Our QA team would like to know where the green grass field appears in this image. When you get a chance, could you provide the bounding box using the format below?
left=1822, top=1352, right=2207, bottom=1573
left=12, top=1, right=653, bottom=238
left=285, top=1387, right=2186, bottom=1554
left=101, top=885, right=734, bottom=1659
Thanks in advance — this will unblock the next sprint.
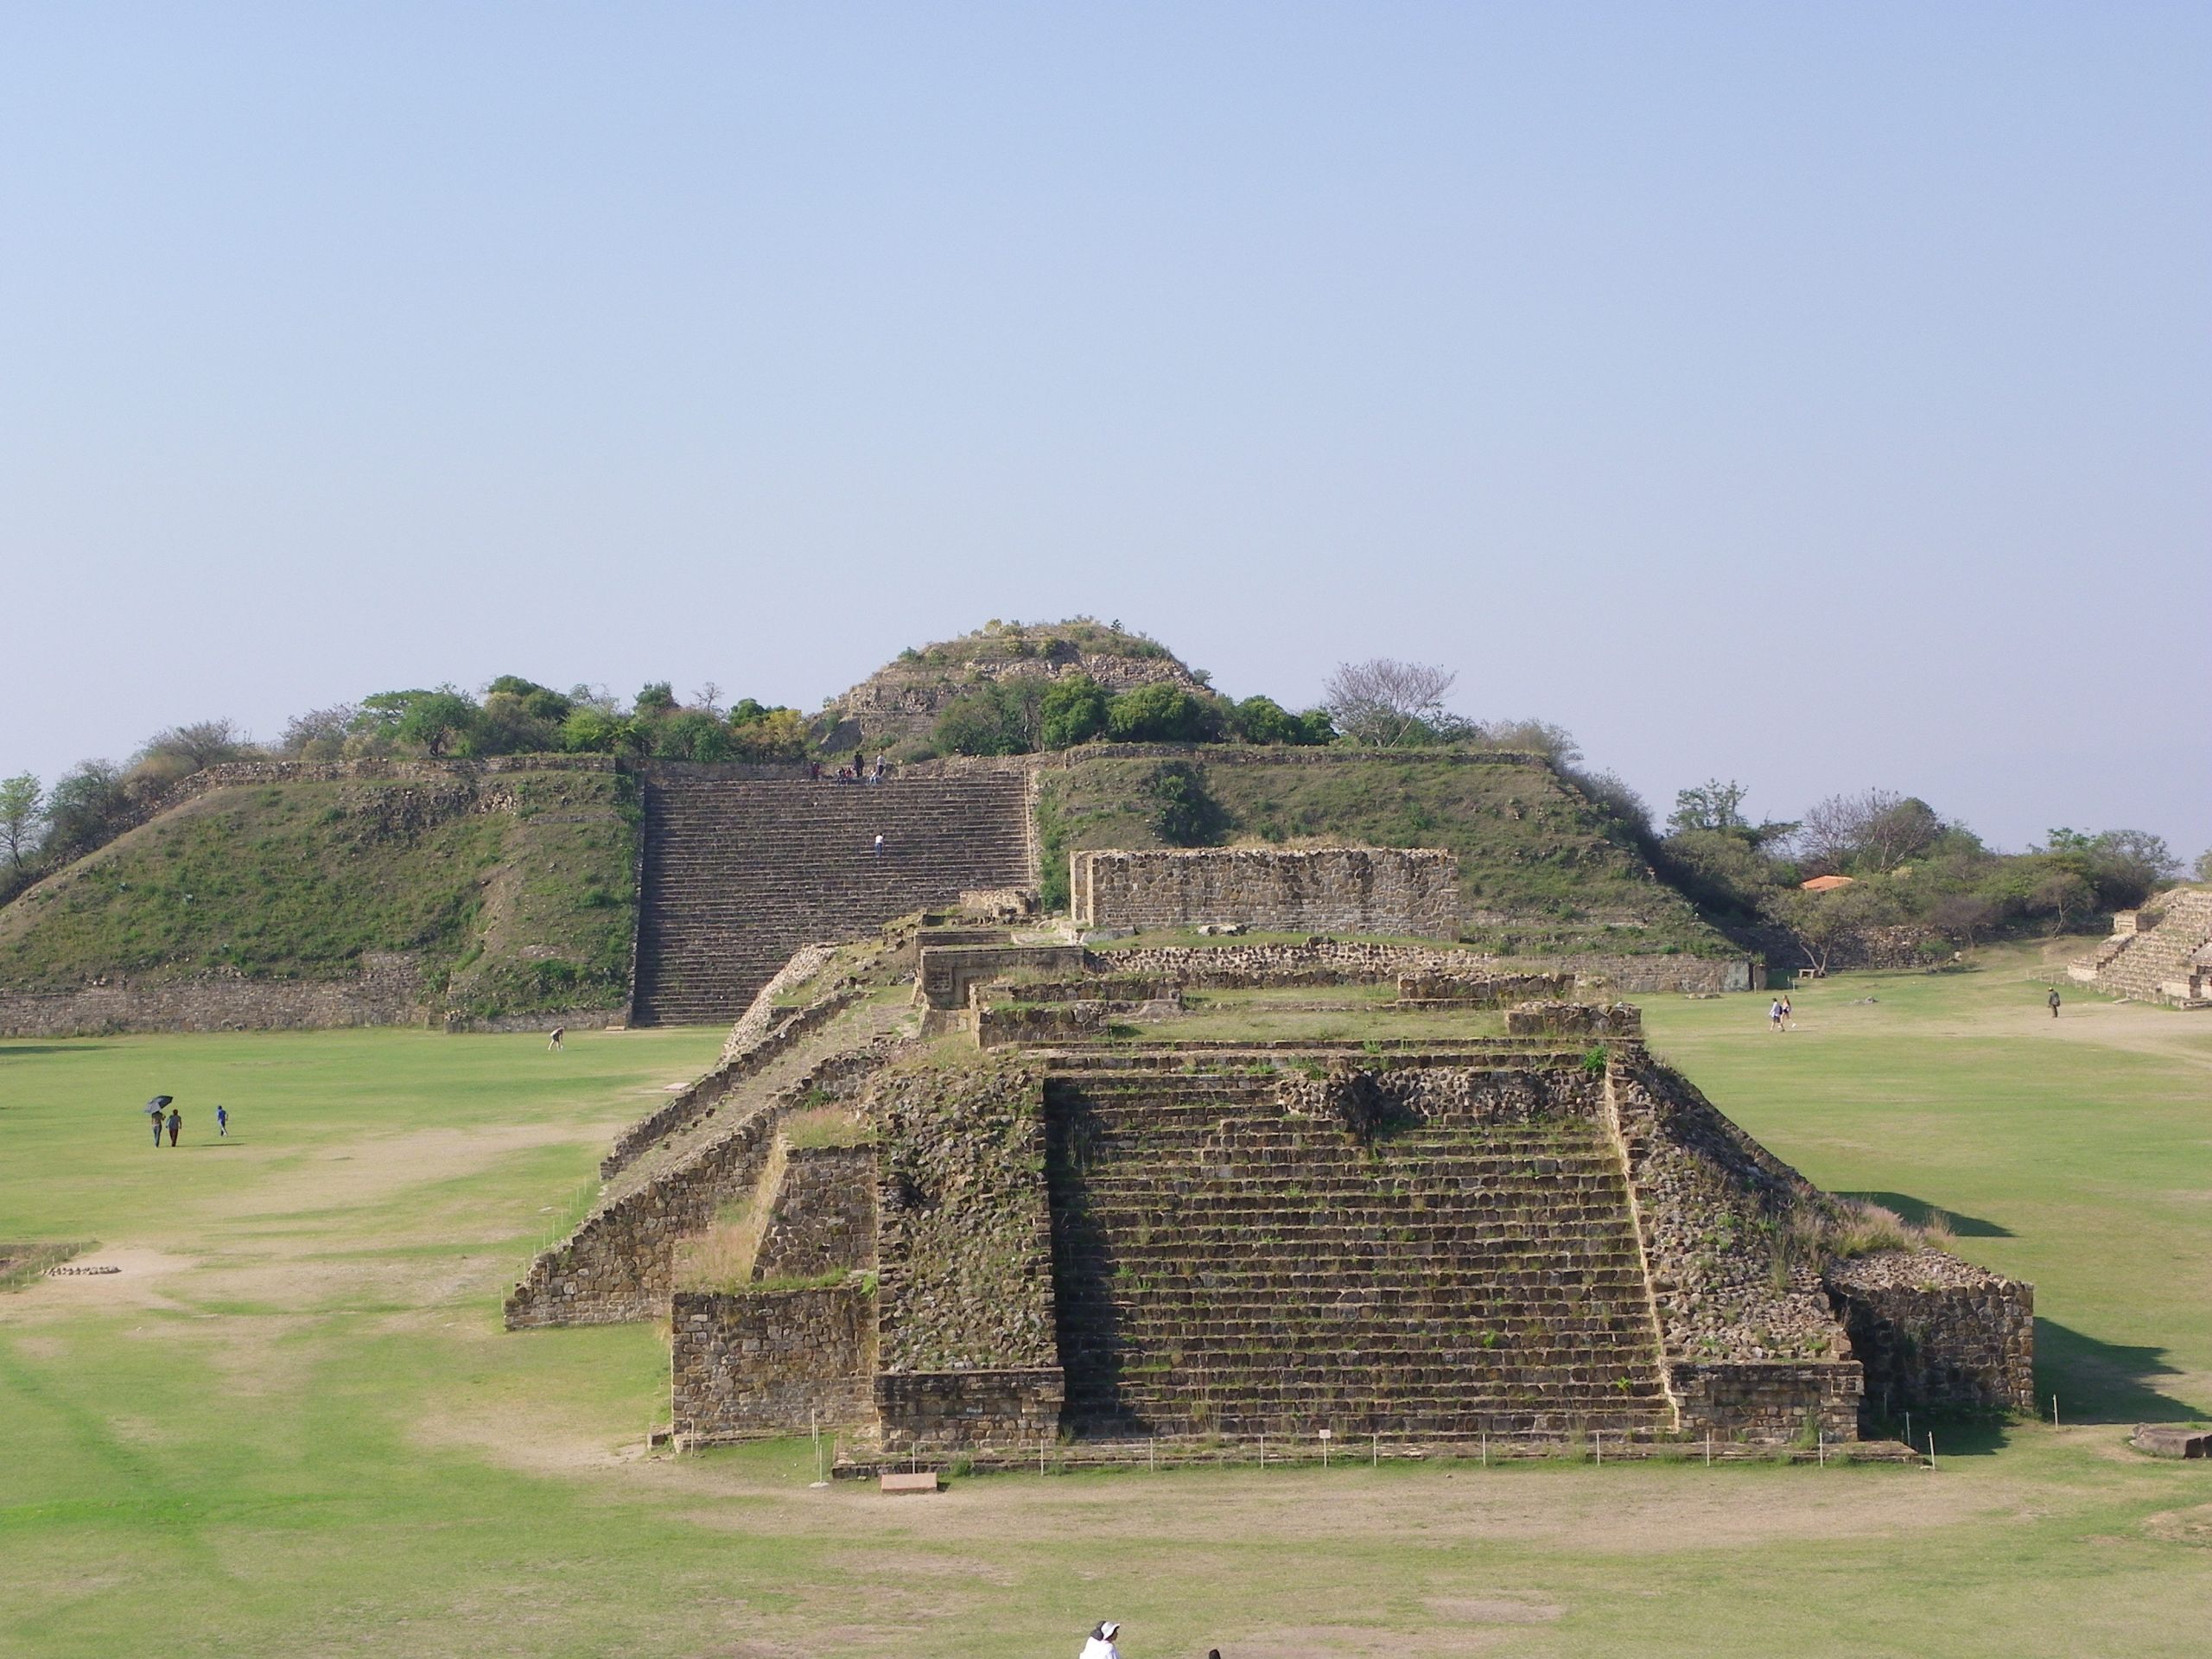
left=3, top=945, right=2210, bottom=1657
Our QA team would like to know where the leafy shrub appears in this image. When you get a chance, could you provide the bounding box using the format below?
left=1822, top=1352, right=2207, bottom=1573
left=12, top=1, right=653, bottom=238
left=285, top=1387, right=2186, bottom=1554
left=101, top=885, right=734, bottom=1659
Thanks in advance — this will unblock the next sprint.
left=1146, top=762, right=1224, bottom=847
left=1106, top=683, right=1212, bottom=743
left=931, top=683, right=1038, bottom=756
left=1039, top=676, right=1109, bottom=748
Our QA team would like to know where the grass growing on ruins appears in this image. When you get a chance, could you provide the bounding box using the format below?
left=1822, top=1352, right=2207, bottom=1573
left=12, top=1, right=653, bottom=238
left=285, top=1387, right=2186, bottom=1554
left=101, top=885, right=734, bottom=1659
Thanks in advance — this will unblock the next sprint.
left=6, top=957, right=2212, bottom=1657
left=0, top=770, right=638, bottom=1014
left=1039, top=753, right=1728, bottom=955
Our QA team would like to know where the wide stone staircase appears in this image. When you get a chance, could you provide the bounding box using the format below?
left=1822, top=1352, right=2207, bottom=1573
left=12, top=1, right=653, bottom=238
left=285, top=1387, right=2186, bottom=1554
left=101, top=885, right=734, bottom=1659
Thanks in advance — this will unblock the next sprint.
left=633, top=775, right=1033, bottom=1026
left=1043, top=1064, right=1675, bottom=1440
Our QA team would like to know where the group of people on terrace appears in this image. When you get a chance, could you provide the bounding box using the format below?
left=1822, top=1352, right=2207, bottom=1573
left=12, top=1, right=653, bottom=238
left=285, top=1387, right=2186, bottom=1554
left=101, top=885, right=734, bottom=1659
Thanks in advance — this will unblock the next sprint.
left=807, top=753, right=892, bottom=785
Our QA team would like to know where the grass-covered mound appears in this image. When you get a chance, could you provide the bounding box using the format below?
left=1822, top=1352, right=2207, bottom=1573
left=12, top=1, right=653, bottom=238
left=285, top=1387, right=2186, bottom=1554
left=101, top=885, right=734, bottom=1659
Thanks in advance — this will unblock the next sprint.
left=1036, top=749, right=1729, bottom=957
left=0, top=768, right=636, bottom=1017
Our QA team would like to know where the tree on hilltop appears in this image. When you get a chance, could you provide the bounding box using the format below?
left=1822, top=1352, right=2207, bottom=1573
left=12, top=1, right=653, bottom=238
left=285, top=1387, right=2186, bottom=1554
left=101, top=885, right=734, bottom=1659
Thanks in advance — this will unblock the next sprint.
left=0, top=773, right=41, bottom=872
left=1323, top=659, right=1458, bottom=747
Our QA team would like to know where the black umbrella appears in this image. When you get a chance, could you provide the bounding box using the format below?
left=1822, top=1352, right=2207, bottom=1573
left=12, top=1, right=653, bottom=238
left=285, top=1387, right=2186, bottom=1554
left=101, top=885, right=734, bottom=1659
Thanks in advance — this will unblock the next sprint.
left=146, top=1095, right=173, bottom=1111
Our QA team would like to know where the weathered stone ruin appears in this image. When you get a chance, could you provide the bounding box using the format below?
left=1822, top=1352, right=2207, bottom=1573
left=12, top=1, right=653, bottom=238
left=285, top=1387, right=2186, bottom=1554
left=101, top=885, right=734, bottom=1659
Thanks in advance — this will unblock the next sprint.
left=1068, top=846, right=1461, bottom=939
left=505, top=918, right=2032, bottom=1466
left=2069, top=887, right=2212, bottom=1008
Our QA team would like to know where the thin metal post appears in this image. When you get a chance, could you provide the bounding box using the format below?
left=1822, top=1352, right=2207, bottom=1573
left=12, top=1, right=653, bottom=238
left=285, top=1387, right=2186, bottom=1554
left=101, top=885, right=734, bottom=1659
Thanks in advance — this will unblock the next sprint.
left=1148, top=1437, right=1155, bottom=1471
left=1372, top=1433, right=1378, bottom=1469
left=1481, top=1433, right=1488, bottom=1467
left=1816, top=1431, right=1824, bottom=1467
left=1927, top=1432, right=1936, bottom=1471
left=1704, top=1432, right=1711, bottom=1466
left=2053, top=1395, right=2060, bottom=1428
left=1595, top=1430, right=1602, bottom=1466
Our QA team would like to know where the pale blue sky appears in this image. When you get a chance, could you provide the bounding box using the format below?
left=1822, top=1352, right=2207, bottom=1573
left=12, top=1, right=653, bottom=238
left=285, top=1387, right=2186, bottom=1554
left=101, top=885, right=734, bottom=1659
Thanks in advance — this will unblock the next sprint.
left=3, top=3, right=2205, bottom=855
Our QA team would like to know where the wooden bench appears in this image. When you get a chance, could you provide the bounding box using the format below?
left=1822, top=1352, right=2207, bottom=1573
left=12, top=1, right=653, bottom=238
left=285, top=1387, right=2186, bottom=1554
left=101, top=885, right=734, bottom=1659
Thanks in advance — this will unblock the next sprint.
left=879, top=1471, right=943, bottom=1494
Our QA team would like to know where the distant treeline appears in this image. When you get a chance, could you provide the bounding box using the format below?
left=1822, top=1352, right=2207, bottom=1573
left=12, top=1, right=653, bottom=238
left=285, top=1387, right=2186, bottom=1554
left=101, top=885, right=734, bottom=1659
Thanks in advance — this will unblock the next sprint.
left=1649, top=780, right=2201, bottom=970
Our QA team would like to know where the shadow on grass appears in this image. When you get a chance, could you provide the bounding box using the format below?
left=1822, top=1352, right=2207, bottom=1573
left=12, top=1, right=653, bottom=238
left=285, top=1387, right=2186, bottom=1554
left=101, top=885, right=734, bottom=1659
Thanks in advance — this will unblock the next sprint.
left=0, top=1043, right=118, bottom=1058
left=1862, top=1412, right=2015, bottom=1457
left=1838, top=1191, right=2012, bottom=1237
left=2037, top=1319, right=2205, bottom=1424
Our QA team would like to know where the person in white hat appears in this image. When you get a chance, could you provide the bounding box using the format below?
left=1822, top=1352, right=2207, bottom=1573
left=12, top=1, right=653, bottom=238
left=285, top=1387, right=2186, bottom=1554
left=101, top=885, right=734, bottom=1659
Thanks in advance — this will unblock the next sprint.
left=1078, top=1620, right=1122, bottom=1658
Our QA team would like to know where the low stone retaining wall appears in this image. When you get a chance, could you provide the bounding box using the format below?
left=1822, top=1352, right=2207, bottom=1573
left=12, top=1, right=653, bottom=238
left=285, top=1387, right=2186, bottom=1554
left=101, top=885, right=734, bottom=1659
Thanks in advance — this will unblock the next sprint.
left=1071, top=846, right=1459, bottom=938
left=918, top=944, right=1084, bottom=1010
left=1505, top=1001, right=1643, bottom=1039
left=975, top=1001, right=1109, bottom=1048
left=1395, top=970, right=1573, bottom=1007
left=671, top=1283, right=875, bottom=1443
left=1541, top=954, right=1762, bottom=994
left=874, top=1368, right=1066, bottom=1454
left=1669, top=1359, right=1863, bottom=1444
left=0, top=953, right=429, bottom=1039
left=1093, top=939, right=1486, bottom=988
left=1824, top=1251, right=2035, bottom=1417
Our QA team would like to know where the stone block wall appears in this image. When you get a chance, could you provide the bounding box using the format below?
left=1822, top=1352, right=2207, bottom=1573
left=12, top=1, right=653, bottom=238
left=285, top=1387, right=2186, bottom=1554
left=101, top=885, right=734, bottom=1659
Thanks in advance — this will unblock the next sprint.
left=671, top=1284, right=875, bottom=1444
left=753, top=1146, right=877, bottom=1281
left=1824, top=1251, right=2035, bottom=1416
left=0, top=953, right=429, bottom=1039
left=1505, top=1001, right=1643, bottom=1039
left=917, top=943, right=1084, bottom=1010
left=1542, top=954, right=1763, bottom=994
left=974, top=1000, right=1109, bottom=1048
left=874, top=1368, right=1066, bottom=1454
left=1094, top=939, right=1487, bottom=989
left=1395, top=970, right=1574, bottom=1007
left=1669, top=1359, right=1863, bottom=1444
left=1070, top=847, right=1460, bottom=938
left=873, top=1058, right=1060, bottom=1374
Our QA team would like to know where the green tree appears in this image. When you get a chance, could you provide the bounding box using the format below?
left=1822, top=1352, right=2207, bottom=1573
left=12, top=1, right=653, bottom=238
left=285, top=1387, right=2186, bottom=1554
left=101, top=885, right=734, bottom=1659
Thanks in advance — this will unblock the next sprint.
left=2196, top=849, right=2212, bottom=883
left=932, top=683, right=1037, bottom=756
left=485, top=677, right=574, bottom=724
left=1668, top=779, right=1751, bottom=836
left=0, top=773, right=41, bottom=871
left=392, top=690, right=480, bottom=757
left=1039, top=677, right=1110, bottom=749
left=728, top=707, right=810, bottom=761
left=652, top=709, right=734, bottom=762
left=41, top=760, right=128, bottom=861
left=1230, top=695, right=1304, bottom=745
left=1105, top=683, right=1211, bottom=743
left=1145, top=762, right=1224, bottom=846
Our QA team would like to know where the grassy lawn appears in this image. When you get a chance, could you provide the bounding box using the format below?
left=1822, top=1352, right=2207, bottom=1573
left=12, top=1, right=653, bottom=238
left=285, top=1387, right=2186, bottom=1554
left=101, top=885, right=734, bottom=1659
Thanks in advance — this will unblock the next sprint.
left=4, top=957, right=2212, bottom=1658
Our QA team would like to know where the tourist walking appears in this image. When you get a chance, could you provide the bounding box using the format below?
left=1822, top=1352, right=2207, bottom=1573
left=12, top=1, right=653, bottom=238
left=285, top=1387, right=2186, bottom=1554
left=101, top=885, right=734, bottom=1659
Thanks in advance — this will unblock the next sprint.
left=1780, top=994, right=1793, bottom=1028
left=147, top=1096, right=170, bottom=1147
left=216, top=1104, right=228, bottom=1138
left=1768, top=998, right=1784, bottom=1033
left=1077, top=1621, right=1122, bottom=1659
left=166, top=1107, right=181, bottom=1147
left=874, top=832, right=885, bottom=857
left=2048, top=986, right=2062, bottom=1019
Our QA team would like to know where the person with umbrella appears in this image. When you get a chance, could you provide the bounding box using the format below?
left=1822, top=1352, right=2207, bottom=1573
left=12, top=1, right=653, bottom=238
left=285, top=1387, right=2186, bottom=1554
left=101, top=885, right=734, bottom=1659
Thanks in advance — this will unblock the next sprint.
left=146, top=1096, right=172, bottom=1148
